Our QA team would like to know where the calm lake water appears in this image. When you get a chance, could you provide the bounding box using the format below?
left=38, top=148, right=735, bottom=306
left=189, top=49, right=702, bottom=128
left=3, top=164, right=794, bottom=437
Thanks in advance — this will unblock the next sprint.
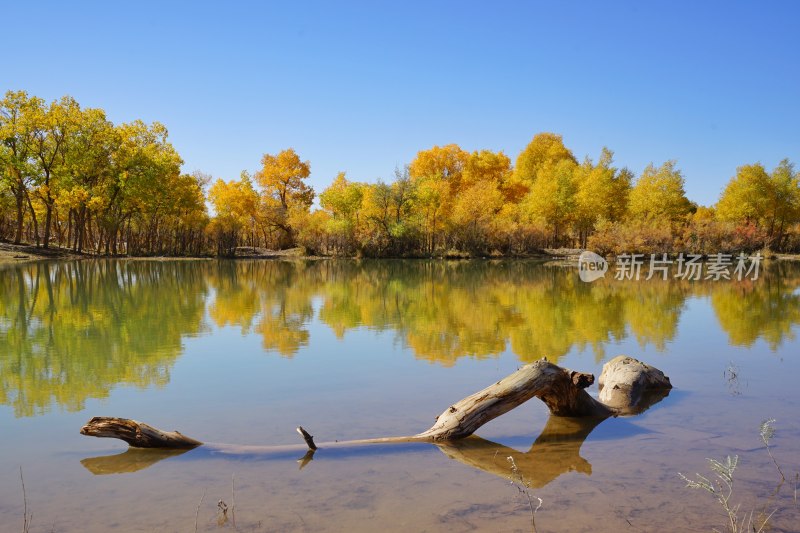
left=1, top=259, right=798, bottom=532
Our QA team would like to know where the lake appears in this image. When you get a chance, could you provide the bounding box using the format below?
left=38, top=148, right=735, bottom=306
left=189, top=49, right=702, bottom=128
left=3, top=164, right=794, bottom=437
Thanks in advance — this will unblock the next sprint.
left=1, top=258, right=798, bottom=532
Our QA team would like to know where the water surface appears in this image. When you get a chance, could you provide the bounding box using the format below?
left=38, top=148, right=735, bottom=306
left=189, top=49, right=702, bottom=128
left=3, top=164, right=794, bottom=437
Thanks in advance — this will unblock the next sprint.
left=1, top=259, right=798, bottom=532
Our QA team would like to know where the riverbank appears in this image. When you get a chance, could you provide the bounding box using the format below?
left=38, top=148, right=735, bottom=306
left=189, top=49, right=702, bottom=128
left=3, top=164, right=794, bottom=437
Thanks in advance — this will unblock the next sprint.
left=0, top=242, right=81, bottom=264
left=3, top=240, right=799, bottom=264
left=0, top=242, right=565, bottom=262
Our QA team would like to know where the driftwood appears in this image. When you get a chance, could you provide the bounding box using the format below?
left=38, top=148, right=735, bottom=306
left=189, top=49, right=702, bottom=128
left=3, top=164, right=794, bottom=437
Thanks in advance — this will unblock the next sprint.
left=80, top=417, right=203, bottom=448
left=80, top=356, right=671, bottom=457
left=80, top=405, right=667, bottom=481
left=79, top=357, right=671, bottom=487
left=81, top=416, right=605, bottom=480
left=415, top=361, right=610, bottom=441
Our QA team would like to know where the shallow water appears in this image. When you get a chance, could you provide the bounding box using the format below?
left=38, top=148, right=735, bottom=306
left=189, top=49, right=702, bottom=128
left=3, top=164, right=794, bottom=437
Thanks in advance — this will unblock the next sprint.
left=0, top=259, right=798, bottom=532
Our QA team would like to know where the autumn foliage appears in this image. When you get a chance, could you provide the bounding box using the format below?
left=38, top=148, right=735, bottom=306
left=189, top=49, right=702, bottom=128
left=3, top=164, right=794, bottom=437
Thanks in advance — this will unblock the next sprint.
left=2, top=91, right=799, bottom=256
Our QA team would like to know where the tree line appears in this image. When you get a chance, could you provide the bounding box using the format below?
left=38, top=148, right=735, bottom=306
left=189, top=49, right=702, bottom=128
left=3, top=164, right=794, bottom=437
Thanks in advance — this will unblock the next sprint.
left=3, top=90, right=799, bottom=257
left=0, top=91, right=207, bottom=255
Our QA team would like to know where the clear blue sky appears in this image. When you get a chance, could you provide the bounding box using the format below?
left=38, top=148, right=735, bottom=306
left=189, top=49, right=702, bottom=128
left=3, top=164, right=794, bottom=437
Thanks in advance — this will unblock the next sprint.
left=2, top=1, right=798, bottom=206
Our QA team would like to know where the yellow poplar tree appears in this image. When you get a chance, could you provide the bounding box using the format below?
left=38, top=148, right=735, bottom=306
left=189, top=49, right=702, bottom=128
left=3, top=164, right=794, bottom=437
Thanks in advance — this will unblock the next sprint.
left=573, top=148, right=631, bottom=246
left=717, top=160, right=799, bottom=247
left=628, top=161, right=692, bottom=225
left=522, top=158, right=578, bottom=245
left=255, top=148, right=314, bottom=248
left=513, top=132, right=576, bottom=185
left=208, top=174, right=259, bottom=255
left=319, top=171, right=365, bottom=253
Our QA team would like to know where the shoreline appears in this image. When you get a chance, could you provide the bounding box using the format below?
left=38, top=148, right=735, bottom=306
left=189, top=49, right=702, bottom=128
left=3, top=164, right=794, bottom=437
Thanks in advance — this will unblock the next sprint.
left=0, top=242, right=83, bottom=264
left=2, top=241, right=799, bottom=265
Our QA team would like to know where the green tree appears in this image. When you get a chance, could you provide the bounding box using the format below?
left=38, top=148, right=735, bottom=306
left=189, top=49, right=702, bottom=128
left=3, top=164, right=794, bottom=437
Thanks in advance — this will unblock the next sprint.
left=107, top=120, right=183, bottom=255
left=29, top=96, right=78, bottom=248
left=0, top=90, right=41, bottom=244
left=59, top=106, right=119, bottom=252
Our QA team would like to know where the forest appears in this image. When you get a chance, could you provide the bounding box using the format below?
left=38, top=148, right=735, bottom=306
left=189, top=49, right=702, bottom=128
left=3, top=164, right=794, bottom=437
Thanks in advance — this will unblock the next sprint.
left=2, top=90, right=799, bottom=257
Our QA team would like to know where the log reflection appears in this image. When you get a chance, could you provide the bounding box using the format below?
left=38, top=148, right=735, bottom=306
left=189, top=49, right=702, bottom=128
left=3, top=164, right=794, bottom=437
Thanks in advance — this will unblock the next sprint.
left=437, top=416, right=602, bottom=487
left=437, top=385, right=669, bottom=485
left=78, top=416, right=603, bottom=483
left=80, top=417, right=601, bottom=486
left=80, top=447, right=193, bottom=475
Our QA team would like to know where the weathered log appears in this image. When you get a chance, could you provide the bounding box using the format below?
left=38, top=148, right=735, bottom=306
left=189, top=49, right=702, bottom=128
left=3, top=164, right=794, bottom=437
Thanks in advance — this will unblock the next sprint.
left=415, top=360, right=610, bottom=441
left=80, top=400, right=670, bottom=478
left=80, top=417, right=602, bottom=480
left=80, top=416, right=202, bottom=448
left=80, top=356, right=671, bottom=451
left=296, top=426, right=317, bottom=450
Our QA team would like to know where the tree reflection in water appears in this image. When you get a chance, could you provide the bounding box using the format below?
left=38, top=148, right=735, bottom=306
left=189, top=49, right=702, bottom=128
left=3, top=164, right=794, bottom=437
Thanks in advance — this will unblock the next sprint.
left=1, top=259, right=798, bottom=418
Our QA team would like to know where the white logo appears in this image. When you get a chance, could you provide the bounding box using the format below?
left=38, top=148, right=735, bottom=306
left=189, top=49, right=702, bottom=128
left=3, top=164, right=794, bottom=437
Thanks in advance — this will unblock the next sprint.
left=578, top=251, right=608, bottom=282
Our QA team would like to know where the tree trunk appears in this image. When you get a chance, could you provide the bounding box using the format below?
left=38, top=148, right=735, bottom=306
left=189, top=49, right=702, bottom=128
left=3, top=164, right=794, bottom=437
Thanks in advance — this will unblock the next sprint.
left=67, top=209, right=73, bottom=250
left=81, top=357, right=671, bottom=451
left=77, top=208, right=87, bottom=253
left=14, top=189, right=25, bottom=245
left=43, top=201, right=53, bottom=249
left=415, top=360, right=610, bottom=441
left=25, top=193, right=40, bottom=247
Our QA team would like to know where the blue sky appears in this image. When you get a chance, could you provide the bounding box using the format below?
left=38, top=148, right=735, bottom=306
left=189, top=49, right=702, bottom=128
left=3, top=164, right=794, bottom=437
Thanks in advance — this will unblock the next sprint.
left=2, top=1, right=798, bottom=206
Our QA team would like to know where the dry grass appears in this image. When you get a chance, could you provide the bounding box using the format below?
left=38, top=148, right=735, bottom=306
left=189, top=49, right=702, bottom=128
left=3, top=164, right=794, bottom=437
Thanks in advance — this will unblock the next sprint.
left=679, top=419, right=792, bottom=533
left=20, top=466, right=32, bottom=533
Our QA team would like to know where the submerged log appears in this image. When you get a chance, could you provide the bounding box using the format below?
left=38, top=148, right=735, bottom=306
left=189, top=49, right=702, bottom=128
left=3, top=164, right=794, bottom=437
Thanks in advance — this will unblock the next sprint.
left=80, top=416, right=202, bottom=448
left=415, top=360, right=610, bottom=441
left=296, top=426, right=317, bottom=450
left=80, top=356, right=671, bottom=451
left=81, top=399, right=669, bottom=478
